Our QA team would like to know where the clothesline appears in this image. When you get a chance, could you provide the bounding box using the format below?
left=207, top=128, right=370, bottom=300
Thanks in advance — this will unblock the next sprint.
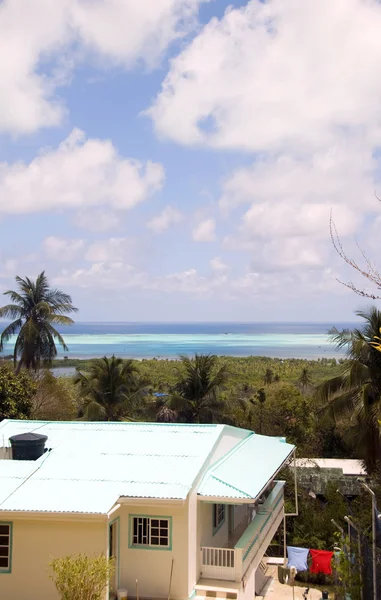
left=287, top=546, right=334, bottom=575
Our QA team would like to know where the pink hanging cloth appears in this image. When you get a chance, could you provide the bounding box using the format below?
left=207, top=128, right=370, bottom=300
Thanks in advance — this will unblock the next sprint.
left=309, top=549, right=334, bottom=575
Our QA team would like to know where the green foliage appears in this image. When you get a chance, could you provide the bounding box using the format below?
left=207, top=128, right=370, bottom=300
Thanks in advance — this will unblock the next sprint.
left=165, top=354, right=229, bottom=423
left=287, top=482, right=347, bottom=549
left=50, top=553, right=114, bottom=600
left=75, top=355, right=147, bottom=421
left=0, top=365, right=36, bottom=420
left=31, top=371, right=79, bottom=420
left=0, top=272, right=77, bottom=372
left=315, top=306, right=381, bottom=473
left=334, top=534, right=362, bottom=600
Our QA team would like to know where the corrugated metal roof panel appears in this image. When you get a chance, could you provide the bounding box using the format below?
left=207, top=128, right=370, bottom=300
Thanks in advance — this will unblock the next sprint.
left=198, top=434, right=294, bottom=500
left=0, top=420, right=223, bottom=513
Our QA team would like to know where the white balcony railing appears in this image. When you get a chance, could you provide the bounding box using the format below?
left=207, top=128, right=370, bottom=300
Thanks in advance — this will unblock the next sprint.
left=200, top=481, right=285, bottom=582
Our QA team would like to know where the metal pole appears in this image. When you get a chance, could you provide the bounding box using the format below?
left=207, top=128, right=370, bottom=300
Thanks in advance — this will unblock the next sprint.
left=283, top=514, right=287, bottom=564
left=359, top=482, right=377, bottom=600
left=344, top=516, right=363, bottom=600
left=331, top=518, right=344, bottom=535
left=293, top=451, right=298, bottom=516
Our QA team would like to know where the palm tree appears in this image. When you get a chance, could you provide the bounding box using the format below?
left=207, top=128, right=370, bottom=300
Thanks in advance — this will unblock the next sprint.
left=75, top=356, right=146, bottom=421
left=298, top=367, right=312, bottom=393
left=166, top=354, right=229, bottom=423
left=315, top=307, right=381, bottom=474
left=0, top=272, right=77, bottom=373
left=263, top=368, right=274, bottom=385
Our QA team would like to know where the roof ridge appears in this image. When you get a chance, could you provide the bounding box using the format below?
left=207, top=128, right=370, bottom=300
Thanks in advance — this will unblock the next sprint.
left=209, top=474, right=252, bottom=498
left=207, top=432, right=254, bottom=475
left=197, top=433, right=254, bottom=494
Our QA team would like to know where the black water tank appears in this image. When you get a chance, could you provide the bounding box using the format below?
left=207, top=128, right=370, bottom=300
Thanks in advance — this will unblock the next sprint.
left=9, top=433, right=48, bottom=461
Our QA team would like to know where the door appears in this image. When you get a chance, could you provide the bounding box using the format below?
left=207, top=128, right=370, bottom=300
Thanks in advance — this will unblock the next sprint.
left=109, top=518, right=119, bottom=593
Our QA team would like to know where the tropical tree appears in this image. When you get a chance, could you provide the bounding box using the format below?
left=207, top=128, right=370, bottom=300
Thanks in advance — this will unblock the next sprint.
left=315, top=307, right=381, bottom=474
left=263, top=368, right=274, bottom=385
left=256, top=388, right=266, bottom=434
left=298, top=367, right=312, bottom=393
left=0, top=272, right=77, bottom=373
left=166, top=354, right=229, bottom=423
left=0, top=365, right=37, bottom=421
left=75, top=356, right=146, bottom=421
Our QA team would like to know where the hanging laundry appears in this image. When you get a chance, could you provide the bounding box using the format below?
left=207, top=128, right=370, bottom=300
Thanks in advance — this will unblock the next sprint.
left=309, top=549, right=334, bottom=575
left=287, top=546, right=309, bottom=571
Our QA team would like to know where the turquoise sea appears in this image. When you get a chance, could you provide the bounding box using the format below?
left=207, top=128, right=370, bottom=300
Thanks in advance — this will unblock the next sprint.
left=0, top=322, right=355, bottom=359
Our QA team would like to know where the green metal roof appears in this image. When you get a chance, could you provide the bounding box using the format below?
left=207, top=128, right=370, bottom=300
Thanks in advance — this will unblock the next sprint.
left=198, top=433, right=295, bottom=500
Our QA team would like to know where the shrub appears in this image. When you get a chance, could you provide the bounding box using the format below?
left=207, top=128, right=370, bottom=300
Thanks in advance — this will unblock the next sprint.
left=50, top=553, right=114, bottom=600
left=0, top=365, right=36, bottom=421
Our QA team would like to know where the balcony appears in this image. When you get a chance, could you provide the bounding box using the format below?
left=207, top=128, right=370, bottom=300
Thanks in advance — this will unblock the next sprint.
left=200, top=481, right=284, bottom=582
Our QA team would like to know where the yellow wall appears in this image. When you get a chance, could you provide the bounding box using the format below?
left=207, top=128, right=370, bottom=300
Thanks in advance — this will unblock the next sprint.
left=0, top=517, right=107, bottom=600
left=116, top=502, right=189, bottom=600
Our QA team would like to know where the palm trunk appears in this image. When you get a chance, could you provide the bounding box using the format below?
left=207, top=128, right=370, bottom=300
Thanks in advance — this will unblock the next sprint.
left=15, top=358, right=23, bottom=375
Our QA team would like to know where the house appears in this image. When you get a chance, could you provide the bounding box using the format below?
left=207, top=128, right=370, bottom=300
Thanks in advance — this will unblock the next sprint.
left=0, top=420, right=295, bottom=600
left=294, top=458, right=366, bottom=497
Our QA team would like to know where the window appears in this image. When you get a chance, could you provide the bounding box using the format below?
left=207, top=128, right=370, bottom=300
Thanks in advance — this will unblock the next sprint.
left=0, top=523, right=12, bottom=573
left=213, top=504, right=225, bottom=532
left=131, top=516, right=171, bottom=549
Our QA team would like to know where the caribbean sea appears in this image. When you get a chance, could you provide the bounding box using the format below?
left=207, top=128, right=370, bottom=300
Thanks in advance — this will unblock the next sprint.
left=0, top=322, right=356, bottom=359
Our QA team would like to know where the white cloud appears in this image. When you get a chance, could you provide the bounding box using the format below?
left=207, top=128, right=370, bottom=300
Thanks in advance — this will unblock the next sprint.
left=148, top=0, right=381, bottom=152
left=210, top=257, right=230, bottom=271
left=147, top=205, right=183, bottom=232
left=0, top=0, right=208, bottom=134
left=221, top=143, right=377, bottom=270
left=85, top=237, right=133, bottom=262
left=43, top=236, right=84, bottom=262
left=0, top=129, right=164, bottom=214
left=192, top=218, right=216, bottom=242
left=75, top=209, right=120, bottom=232
left=71, top=0, right=208, bottom=69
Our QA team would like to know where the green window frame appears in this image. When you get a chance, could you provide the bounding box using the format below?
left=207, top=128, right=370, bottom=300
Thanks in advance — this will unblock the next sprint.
left=129, top=515, right=172, bottom=551
left=0, top=522, right=12, bottom=574
left=213, top=504, right=225, bottom=535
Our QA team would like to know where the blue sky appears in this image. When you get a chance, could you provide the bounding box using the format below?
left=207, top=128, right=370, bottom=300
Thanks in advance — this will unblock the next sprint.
left=0, top=0, right=381, bottom=321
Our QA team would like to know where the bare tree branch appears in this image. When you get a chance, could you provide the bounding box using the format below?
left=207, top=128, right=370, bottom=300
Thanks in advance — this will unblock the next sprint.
left=330, top=209, right=381, bottom=299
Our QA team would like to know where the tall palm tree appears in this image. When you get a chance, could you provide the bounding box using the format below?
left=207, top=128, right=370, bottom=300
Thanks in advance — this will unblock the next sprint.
left=0, top=272, right=77, bottom=373
left=315, top=307, right=381, bottom=474
left=263, top=368, right=274, bottom=385
left=75, top=356, right=146, bottom=421
left=166, top=354, right=229, bottom=423
left=298, top=367, right=312, bottom=394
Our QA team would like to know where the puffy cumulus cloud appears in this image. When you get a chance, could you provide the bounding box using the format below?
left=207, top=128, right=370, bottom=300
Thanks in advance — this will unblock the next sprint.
left=43, top=236, right=84, bottom=262
left=0, top=129, right=164, bottom=215
left=147, top=205, right=183, bottom=232
left=71, top=0, right=207, bottom=69
left=222, top=144, right=379, bottom=270
left=0, top=0, right=70, bottom=134
left=148, top=0, right=381, bottom=152
left=192, top=218, right=216, bottom=242
left=210, top=257, right=230, bottom=271
left=0, top=0, right=208, bottom=134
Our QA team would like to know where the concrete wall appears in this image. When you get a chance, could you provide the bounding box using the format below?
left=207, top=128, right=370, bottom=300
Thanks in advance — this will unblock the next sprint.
left=116, top=502, right=189, bottom=600
left=0, top=517, right=107, bottom=600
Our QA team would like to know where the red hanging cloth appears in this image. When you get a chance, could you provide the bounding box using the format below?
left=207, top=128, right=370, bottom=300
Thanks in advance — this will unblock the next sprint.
left=309, top=549, right=334, bottom=575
